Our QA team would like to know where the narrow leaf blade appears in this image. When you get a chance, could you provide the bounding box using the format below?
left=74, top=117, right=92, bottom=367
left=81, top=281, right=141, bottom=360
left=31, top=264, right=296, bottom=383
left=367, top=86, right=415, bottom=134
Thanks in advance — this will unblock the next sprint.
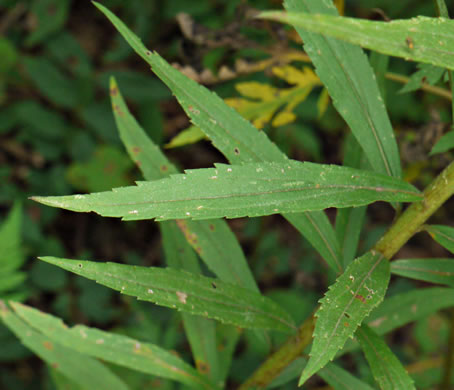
left=261, top=11, right=454, bottom=71
left=425, top=225, right=454, bottom=254
left=10, top=302, right=214, bottom=389
left=318, top=362, right=375, bottom=390
left=39, top=257, right=296, bottom=333
left=283, top=0, right=401, bottom=179
left=368, top=287, right=454, bottom=335
left=31, top=161, right=422, bottom=221
left=391, top=258, right=454, bottom=287
left=300, top=251, right=391, bottom=385
left=0, top=301, right=128, bottom=390
left=357, top=324, right=416, bottom=390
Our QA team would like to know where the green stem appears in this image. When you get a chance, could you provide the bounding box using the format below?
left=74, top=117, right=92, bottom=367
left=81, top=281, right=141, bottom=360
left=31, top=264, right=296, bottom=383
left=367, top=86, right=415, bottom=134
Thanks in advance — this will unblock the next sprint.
left=238, top=161, right=454, bottom=389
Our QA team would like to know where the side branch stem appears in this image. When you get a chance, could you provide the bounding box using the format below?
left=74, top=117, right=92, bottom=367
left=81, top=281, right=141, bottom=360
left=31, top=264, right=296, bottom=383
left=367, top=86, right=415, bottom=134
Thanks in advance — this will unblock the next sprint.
left=238, top=161, right=454, bottom=389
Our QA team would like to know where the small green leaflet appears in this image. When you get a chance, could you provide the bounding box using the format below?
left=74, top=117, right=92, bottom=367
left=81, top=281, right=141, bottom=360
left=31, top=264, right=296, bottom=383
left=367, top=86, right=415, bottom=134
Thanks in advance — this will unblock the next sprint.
left=0, top=301, right=128, bottom=390
left=39, top=257, right=295, bottom=333
left=31, top=161, right=421, bottom=221
left=9, top=301, right=214, bottom=390
left=391, top=258, right=454, bottom=287
left=94, top=1, right=343, bottom=273
left=356, top=325, right=416, bottom=390
left=260, top=11, right=454, bottom=71
left=299, top=251, right=390, bottom=385
left=425, top=225, right=454, bottom=254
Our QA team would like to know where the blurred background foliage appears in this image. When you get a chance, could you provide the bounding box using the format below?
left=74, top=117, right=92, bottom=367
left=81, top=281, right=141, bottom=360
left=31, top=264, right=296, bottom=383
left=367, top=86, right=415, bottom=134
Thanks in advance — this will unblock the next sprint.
left=0, top=0, right=453, bottom=389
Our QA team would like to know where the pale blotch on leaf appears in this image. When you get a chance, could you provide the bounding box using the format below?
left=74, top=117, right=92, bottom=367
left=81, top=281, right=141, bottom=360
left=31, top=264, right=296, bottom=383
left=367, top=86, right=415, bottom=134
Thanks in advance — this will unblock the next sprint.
left=96, top=339, right=105, bottom=345
left=176, top=291, right=188, bottom=304
left=147, top=289, right=154, bottom=294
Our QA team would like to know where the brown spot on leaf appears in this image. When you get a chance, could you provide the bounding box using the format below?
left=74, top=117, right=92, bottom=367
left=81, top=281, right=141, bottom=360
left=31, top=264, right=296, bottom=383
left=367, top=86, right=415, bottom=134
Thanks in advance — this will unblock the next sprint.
left=51, top=362, right=59, bottom=369
left=209, top=224, right=215, bottom=231
left=196, top=360, right=211, bottom=374
left=43, top=341, right=53, bottom=350
left=354, top=294, right=366, bottom=304
left=176, top=220, right=201, bottom=251
left=234, top=147, right=240, bottom=155
left=110, top=86, right=118, bottom=96
left=132, top=146, right=142, bottom=155
left=160, top=165, right=168, bottom=172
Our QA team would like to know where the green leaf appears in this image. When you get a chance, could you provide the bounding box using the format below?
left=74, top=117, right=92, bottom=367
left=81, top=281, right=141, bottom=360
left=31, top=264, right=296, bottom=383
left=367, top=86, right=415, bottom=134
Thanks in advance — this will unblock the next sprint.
left=110, top=77, right=257, bottom=290
left=356, top=324, right=416, bottom=390
left=39, top=257, right=296, bottom=333
left=32, top=161, right=421, bottom=221
left=391, top=258, right=454, bottom=287
left=165, top=126, right=206, bottom=149
left=430, top=130, right=454, bottom=155
left=10, top=302, right=214, bottom=390
left=261, top=10, right=454, bottom=72
left=426, top=225, right=454, bottom=254
left=283, top=0, right=401, bottom=179
left=94, top=1, right=342, bottom=273
left=0, top=38, right=18, bottom=73
left=318, top=362, right=375, bottom=390
left=300, top=251, right=390, bottom=385
left=399, top=63, right=445, bottom=94
left=25, top=0, right=70, bottom=47
left=0, top=301, right=128, bottom=390
left=0, top=203, right=26, bottom=300
left=435, top=0, right=450, bottom=18
left=22, top=57, right=79, bottom=108
left=66, top=145, right=134, bottom=192
left=368, top=287, right=454, bottom=335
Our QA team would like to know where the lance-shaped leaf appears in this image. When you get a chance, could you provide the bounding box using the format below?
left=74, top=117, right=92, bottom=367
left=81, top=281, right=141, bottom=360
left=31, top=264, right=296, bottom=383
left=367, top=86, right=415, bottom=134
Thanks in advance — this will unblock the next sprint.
left=0, top=301, right=128, bottom=390
left=425, top=225, right=454, bottom=254
left=356, top=324, right=416, bottom=390
left=261, top=11, right=454, bottom=71
left=39, top=257, right=296, bottom=333
left=318, top=362, right=375, bottom=390
left=9, top=302, right=214, bottom=390
left=299, top=251, right=390, bottom=385
left=368, top=287, right=454, bottom=335
left=31, top=161, right=421, bottom=221
left=283, top=0, right=401, bottom=179
left=391, top=258, right=454, bottom=287
left=94, top=1, right=342, bottom=273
